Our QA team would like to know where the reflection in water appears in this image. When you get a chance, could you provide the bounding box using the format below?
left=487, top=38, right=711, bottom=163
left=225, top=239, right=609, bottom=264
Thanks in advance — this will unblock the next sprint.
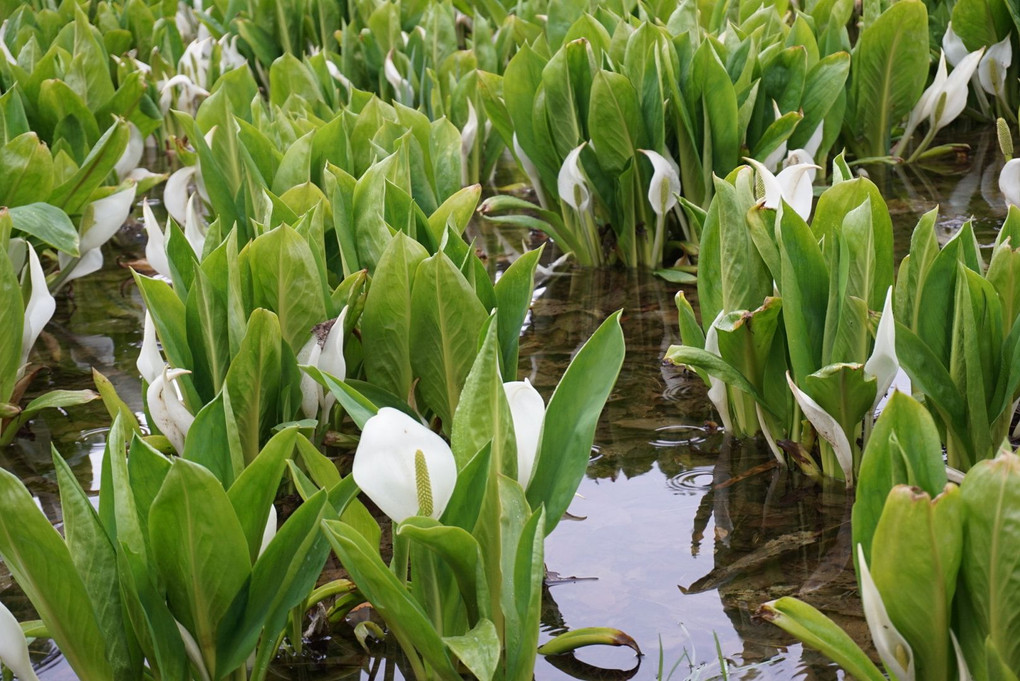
left=2, top=135, right=1012, bottom=679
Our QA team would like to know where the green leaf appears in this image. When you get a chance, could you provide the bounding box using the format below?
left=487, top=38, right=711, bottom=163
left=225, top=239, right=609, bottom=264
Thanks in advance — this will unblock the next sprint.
left=493, top=247, right=541, bottom=378
left=50, top=119, right=130, bottom=214
left=361, top=232, right=429, bottom=399
left=451, top=316, right=517, bottom=479
left=322, top=520, right=462, bottom=680
left=149, top=459, right=252, bottom=678
left=398, top=516, right=490, bottom=622
left=0, top=245, right=23, bottom=404
left=853, top=392, right=949, bottom=566
left=847, top=0, right=929, bottom=157
left=410, top=252, right=487, bottom=430
left=527, top=312, right=624, bottom=535
left=184, top=388, right=245, bottom=488
left=92, top=368, right=142, bottom=434
left=247, top=224, right=327, bottom=351
left=759, top=598, right=886, bottom=681
left=217, top=490, right=331, bottom=673
left=0, top=132, right=54, bottom=207
left=958, top=451, right=1020, bottom=674
left=224, top=309, right=287, bottom=464
left=664, top=345, right=773, bottom=411
left=53, top=448, right=141, bottom=681
left=588, top=70, right=647, bottom=174
left=0, top=468, right=114, bottom=681
left=870, top=484, right=963, bottom=681
left=228, top=428, right=298, bottom=562
left=443, top=618, right=500, bottom=681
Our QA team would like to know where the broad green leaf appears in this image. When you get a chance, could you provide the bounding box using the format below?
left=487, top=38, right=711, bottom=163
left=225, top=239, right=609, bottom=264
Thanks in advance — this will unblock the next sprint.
left=361, top=232, right=429, bottom=399
left=443, top=618, right=500, bottom=681
left=49, top=119, right=130, bottom=214
left=0, top=247, right=23, bottom=404
left=588, top=70, right=647, bottom=174
left=224, top=309, right=286, bottom=464
left=958, top=451, right=1020, bottom=674
left=228, top=428, right=298, bottom=562
left=760, top=598, right=886, bottom=681
left=184, top=388, right=245, bottom=488
left=527, top=312, right=624, bottom=535
left=847, top=1, right=928, bottom=157
left=410, top=252, right=487, bottom=430
left=398, top=517, right=490, bottom=622
left=0, top=468, right=114, bottom=681
left=149, top=459, right=252, bottom=678
left=217, top=490, right=331, bottom=673
left=853, top=392, right=948, bottom=565
left=870, top=484, right=962, bottom=681
left=247, top=224, right=327, bottom=351
left=493, top=247, right=541, bottom=378
left=322, top=520, right=462, bottom=680
left=0, top=133, right=54, bottom=208
left=53, top=449, right=140, bottom=681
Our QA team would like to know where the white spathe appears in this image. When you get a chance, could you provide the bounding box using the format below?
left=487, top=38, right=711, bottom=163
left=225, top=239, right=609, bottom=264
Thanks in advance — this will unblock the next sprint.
left=137, top=312, right=164, bottom=385
left=297, top=335, right=324, bottom=421
left=932, top=48, right=985, bottom=132
left=297, top=308, right=348, bottom=420
left=864, top=287, right=900, bottom=413
left=184, top=193, right=207, bottom=258
left=857, top=544, right=916, bottom=681
left=0, top=600, right=40, bottom=681
left=639, top=149, right=682, bottom=217
left=384, top=50, right=414, bottom=106
left=142, top=199, right=171, bottom=279
left=513, top=133, right=548, bottom=209
left=114, top=123, right=144, bottom=181
left=164, top=165, right=197, bottom=226
left=942, top=23, right=968, bottom=67
left=352, top=407, right=457, bottom=523
left=998, top=157, right=1020, bottom=207
left=20, top=243, right=56, bottom=368
left=503, top=379, right=545, bottom=489
left=979, top=36, right=1012, bottom=98
left=56, top=248, right=104, bottom=284
left=746, top=158, right=818, bottom=220
left=787, top=371, right=854, bottom=484
left=558, top=143, right=591, bottom=212
left=703, top=311, right=734, bottom=433
left=461, top=100, right=479, bottom=185
left=147, top=367, right=194, bottom=453
left=259, top=504, right=277, bottom=558
left=78, top=183, right=137, bottom=254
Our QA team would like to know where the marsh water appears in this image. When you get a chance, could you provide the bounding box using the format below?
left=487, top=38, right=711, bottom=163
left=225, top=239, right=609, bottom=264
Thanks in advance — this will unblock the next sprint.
left=0, top=131, right=1011, bottom=680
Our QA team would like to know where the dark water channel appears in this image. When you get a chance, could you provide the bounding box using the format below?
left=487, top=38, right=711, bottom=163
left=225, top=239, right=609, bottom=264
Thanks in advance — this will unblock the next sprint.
left=0, top=131, right=1011, bottom=680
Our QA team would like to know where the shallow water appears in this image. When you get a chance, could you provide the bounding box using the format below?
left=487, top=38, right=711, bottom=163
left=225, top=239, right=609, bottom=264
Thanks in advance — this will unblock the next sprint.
left=1, top=130, right=1012, bottom=679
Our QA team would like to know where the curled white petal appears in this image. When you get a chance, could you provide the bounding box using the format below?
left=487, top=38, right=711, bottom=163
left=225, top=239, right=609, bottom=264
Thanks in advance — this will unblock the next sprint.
left=803, top=123, right=824, bottom=160
left=0, top=600, right=40, bottom=681
left=352, top=407, right=457, bottom=523
left=318, top=307, right=348, bottom=415
left=787, top=372, right=854, bottom=484
left=933, top=48, right=984, bottom=132
left=865, top=287, right=899, bottom=413
left=164, top=166, right=197, bottom=226
left=857, top=545, right=915, bottom=681
left=503, top=378, right=545, bottom=489
left=21, top=243, right=56, bottom=367
left=114, top=123, right=144, bottom=181
left=461, top=100, right=479, bottom=185
left=137, top=311, right=164, bottom=386
left=979, top=37, right=1012, bottom=97
left=640, top=149, right=682, bottom=217
left=998, top=158, right=1020, bottom=207
left=558, top=143, right=591, bottom=212
left=258, top=505, right=277, bottom=557
left=297, top=334, right=324, bottom=420
left=142, top=200, right=171, bottom=279
left=0, top=21, right=18, bottom=66
left=745, top=157, right=783, bottom=210
left=57, top=248, right=104, bottom=284
left=514, top=133, right=548, bottom=208
left=942, top=23, right=968, bottom=67
left=184, top=193, right=207, bottom=258
left=775, top=162, right=818, bottom=220
left=704, top=311, right=734, bottom=433
left=384, top=50, right=414, bottom=106
left=147, top=367, right=194, bottom=453
left=79, top=184, right=137, bottom=254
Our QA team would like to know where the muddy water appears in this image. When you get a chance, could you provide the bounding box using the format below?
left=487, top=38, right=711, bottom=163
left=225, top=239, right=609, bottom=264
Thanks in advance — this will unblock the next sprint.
left=1, top=130, right=1011, bottom=679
